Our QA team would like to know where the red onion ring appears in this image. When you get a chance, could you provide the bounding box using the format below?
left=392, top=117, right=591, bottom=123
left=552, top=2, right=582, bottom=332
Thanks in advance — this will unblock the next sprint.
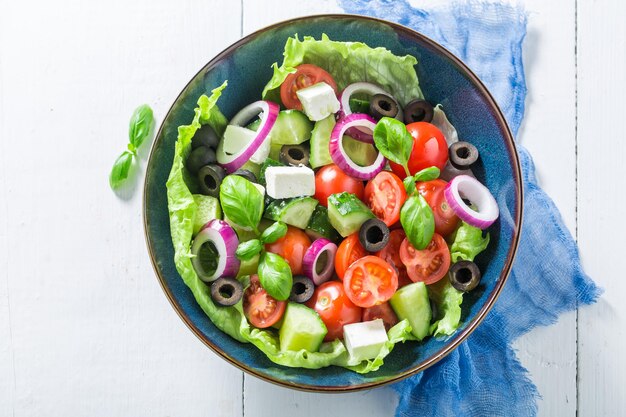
left=444, top=175, right=499, bottom=229
left=191, top=219, right=240, bottom=282
left=302, top=238, right=338, bottom=285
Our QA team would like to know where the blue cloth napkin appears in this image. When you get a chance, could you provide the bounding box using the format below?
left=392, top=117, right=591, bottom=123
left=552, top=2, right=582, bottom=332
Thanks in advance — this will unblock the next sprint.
left=338, top=1, right=601, bottom=416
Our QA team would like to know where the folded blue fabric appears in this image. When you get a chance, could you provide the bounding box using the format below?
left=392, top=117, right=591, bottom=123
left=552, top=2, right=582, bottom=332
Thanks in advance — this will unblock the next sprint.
left=339, top=1, right=601, bottom=416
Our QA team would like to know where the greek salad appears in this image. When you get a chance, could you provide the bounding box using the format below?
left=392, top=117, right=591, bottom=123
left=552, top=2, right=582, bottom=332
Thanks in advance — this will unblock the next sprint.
left=166, top=35, right=498, bottom=372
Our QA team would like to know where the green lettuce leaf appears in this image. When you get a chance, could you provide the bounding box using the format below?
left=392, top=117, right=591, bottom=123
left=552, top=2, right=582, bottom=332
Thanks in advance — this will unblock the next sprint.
left=450, top=222, right=490, bottom=262
left=262, top=34, right=423, bottom=106
left=428, top=279, right=463, bottom=337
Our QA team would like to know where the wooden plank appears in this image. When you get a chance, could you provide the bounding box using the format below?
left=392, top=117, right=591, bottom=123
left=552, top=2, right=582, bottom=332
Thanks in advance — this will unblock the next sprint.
left=241, top=1, right=578, bottom=416
left=0, top=1, right=243, bottom=416
left=577, top=0, right=626, bottom=415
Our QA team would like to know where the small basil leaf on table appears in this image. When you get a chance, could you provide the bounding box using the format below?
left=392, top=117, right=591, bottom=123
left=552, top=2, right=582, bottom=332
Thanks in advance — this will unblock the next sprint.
left=400, top=194, right=435, bottom=250
left=260, top=221, right=288, bottom=244
left=128, top=104, right=154, bottom=150
left=109, top=151, right=134, bottom=189
left=236, top=239, right=263, bottom=261
left=219, top=175, right=264, bottom=234
left=258, top=252, right=293, bottom=301
left=413, top=166, right=440, bottom=182
left=373, top=117, right=413, bottom=176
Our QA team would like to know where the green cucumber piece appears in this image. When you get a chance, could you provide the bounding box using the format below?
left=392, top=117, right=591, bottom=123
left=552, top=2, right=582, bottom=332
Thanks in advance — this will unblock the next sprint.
left=268, top=143, right=282, bottom=160
left=192, top=194, right=222, bottom=235
left=258, top=158, right=283, bottom=186
left=306, top=205, right=340, bottom=242
left=309, top=115, right=335, bottom=168
left=349, top=97, right=370, bottom=113
left=343, top=135, right=378, bottom=167
left=389, top=282, right=432, bottom=340
left=264, top=197, right=319, bottom=229
left=327, top=192, right=375, bottom=237
left=236, top=253, right=260, bottom=279
left=270, top=110, right=313, bottom=145
left=240, top=160, right=261, bottom=178
left=279, top=303, right=327, bottom=352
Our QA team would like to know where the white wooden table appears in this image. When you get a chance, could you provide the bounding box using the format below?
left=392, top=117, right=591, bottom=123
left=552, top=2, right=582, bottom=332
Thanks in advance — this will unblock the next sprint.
left=0, top=0, right=623, bottom=415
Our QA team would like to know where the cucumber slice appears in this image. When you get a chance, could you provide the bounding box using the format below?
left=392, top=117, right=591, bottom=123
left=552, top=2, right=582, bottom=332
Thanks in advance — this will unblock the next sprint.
left=270, top=110, right=313, bottom=145
left=264, top=197, right=318, bottom=229
left=309, top=115, right=335, bottom=168
left=279, top=303, right=327, bottom=352
left=349, top=97, right=370, bottom=113
left=258, top=158, right=283, bottom=186
left=327, top=192, right=375, bottom=237
left=192, top=194, right=222, bottom=235
left=240, top=160, right=261, bottom=178
left=224, top=215, right=257, bottom=242
left=389, top=282, right=432, bottom=340
left=343, top=135, right=378, bottom=167
left=269, top=143, right=282, bottom=161
left=306, top=205, right=340, bottom=242
left=236, top=253, right=260, bottom=279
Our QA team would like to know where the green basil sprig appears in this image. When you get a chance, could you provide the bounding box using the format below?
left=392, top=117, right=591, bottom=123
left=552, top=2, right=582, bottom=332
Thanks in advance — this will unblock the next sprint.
left=219, top=175, right=264, bottom=235
left=109, top=104, right=154, bottom=189
left=258, top=252, right=293, bottom=301
left=260, top=221, right=288, bottom=244
left=236, top=239, right=263, bottom=261
left=403, top=166, right=441, bottom=194
left=400, top=194, right=435, bottom=250
left=373, top=117, right=413, bottom=177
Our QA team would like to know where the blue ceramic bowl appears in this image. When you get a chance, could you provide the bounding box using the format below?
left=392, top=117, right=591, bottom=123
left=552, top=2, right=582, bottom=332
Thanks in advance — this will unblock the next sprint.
left=144, top=14, right=522, bottom=392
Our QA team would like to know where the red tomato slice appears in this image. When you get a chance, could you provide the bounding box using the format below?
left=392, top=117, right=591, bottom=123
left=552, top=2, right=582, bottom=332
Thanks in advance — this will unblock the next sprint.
left=364, top=171, right=407, bottom=226
left=343, top=256, right=398, bottom=308
left=375, top=229, right=412, bottom=288
left=362, top=302, right=399, bottom=331
left=279, top=64, right=338, bottom=110
left=416, top=179, right=460, bottom=237
left=265, top=226, right=311, bottom=275
left=306, top=281, right=362, bottom=341
left=389, top=122, right=449, bottom=179
left=243, top=275, right=286, bottom=328
left=399, top=234, right=451, bottom=285
left=335, top=233, right=368, bottom=280
left=314, top=164, right=364, bottom=207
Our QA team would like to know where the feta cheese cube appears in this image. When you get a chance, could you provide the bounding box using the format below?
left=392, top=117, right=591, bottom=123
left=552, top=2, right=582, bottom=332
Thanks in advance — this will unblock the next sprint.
left=296, top=82, right=340, bottom=122
left=265, top=165, right=315, bottom=199
left=343, top=319, right=388, bottom=363
left=252, top=182, right=265, bottom=197
left=222, top=125, right=270, bottom=164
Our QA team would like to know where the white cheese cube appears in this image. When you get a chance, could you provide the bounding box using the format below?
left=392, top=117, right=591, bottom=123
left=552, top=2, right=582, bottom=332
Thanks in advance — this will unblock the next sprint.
left=222, top=125, right=270, bottom=164
left=343, top=319, right=388, bottom=363
left=252, top=182, right=265, bottom=197
left=296, top=82, right=340, bottom=122
left=265, top=166, right=315, bottom=199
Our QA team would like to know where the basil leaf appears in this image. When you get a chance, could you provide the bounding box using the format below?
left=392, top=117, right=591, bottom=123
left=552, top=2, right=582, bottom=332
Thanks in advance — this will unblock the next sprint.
left=413, top=166, right=440, bottom=183
left=109, top=151, right=134, bottom=189
left=260, top=221, right=288, bottom=244
left=258, top=252, right=293, bottom=301
left=403, top=176, right=416, bottom=194
left=128, top=104, right=154, bottom=149
left=219, top=175, right=264, bottom=234
left=373, top=117, right=413, bottom=166
left=236, top=239, right=263, bottom=261
left=400, top=194, right=435, bottom=250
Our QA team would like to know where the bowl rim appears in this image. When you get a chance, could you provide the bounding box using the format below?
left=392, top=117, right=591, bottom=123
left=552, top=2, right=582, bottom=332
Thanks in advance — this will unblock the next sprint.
left=143, top=13, right=523, bottom=393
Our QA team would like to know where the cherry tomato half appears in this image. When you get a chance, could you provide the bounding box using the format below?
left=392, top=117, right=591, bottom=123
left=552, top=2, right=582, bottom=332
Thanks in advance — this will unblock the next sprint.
left=335, top=233, right=367, bottom=280
left=265, top=226, right=311, bottom=275
left=417, top=179, right=460, bottom=237
left=344, top=256, right=398, bottom=308
left=375, top=229, right=412, bottom=288
left=243, top=275, right=286, bottom=328
left=314, top=164, right=364, bottom=207
left=306, top=281, right=362, bottom=341
left=362, top=302, right=399, bottom=332
left=389, top=122, right=449, bottom=179
left=364, top=171, right=407, bottom=226
left=279, top=64, right=338, bottom=110
left=399, top=234, right=451, bottom=285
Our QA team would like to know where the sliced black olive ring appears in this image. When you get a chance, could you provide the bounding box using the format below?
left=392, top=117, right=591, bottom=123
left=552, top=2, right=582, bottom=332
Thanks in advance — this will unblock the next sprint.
left=187, top=145, right=217, bottom=175
left=232, top=168, right=258, bottom=183
left=210, top=277, right=244, bottom=307
left=449, top=260, right=481, bottom=292
left=197, top=164, right=226, bottom=198
left=358, top=218, right=390, bottom=252
left=370, top=93, right=401, bottom=121
left=449, top=141, right=479, bottom=169
left=280, top=144, right=310, bottom=166
left=289, top=276, right=315, bottom=303
left=403, top=99, right=434, bottom=124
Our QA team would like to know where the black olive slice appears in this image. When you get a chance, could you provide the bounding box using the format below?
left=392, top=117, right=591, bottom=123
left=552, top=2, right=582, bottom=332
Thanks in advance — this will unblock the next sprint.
left=289, top=276, right=315, bottom=303
left=187, top=146, right=217, bottom=175
left=449, top=141, right=479, bottom=169
left=403, top=99, right=434, bottom=123
left=369, top=93, right=401, bottom=121
left=279, top=144, right=310, bottom=166
left=197, top=164, right=226, bottom=197
left=210, top=277, right=243, bottom=307
left=232, top=168, right=257, bottom=183
left=358, top=218, right=390, bottom=252
left=449, top=261, right=481, bottom=292
left=191, top=124, right=219, bottom=149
